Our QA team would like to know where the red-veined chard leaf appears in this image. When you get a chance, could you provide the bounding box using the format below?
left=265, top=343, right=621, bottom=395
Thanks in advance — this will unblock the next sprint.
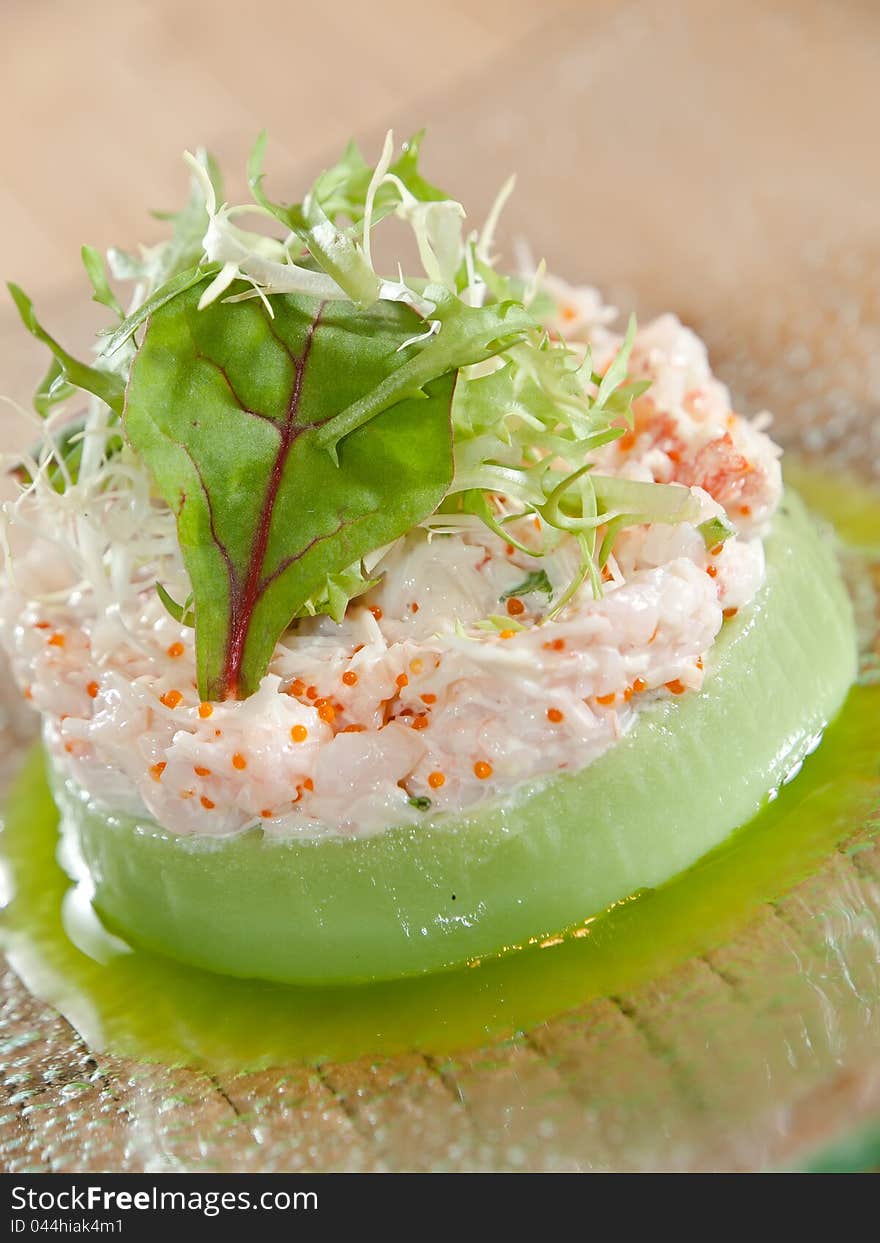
left=124, top=278, right=468, bottom=700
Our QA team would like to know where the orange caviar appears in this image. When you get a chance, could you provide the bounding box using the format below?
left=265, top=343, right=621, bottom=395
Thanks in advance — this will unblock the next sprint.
left=317, top=701, right=336, bottom=724
left=260, top=809, right=273, bottom=819
left=409, top=601, right=420, bottom=613
left=198, top=702, right=213, bottom=719
left=150, top=762, right=166, bottom=781
left=303, top=777, right=314, bottom=791
left=291, top=724, right=308, bottom=743
left=723, top=607, right=739, bottom=619
left=623, top=686, right=634, bottom=702
left=543, top=638, right=565, bottom=652
left=160, top=689, right=183, bottom=709
left=428, top=771, right=445, bottom=789
left=289, top=678, right=306, bottom=697
left=632, top=677, right=648, bottom=693
left=411, top=714, right=429, bottom=730
left=342, top=723, right=365, bottom=732
left=48, top=633, right=65, bottom=647
left=706, top=564, right=718, bottom=578
left=193, top=765, right=211, bottom=777
left=86, top=681, right=99, bottom=699
left=474, top=761, right=493, bottom=780
left=596, top=692, right=616, bottom=706
left=167, top=642, right=184, bottom=658
left=546, top=707, right=564, bottom=723
left=342, top=670, right=358, bottom=686
left=306, top=685, right=318, bottom=699
left=369, top=606, right=383, bottom=621
left=499, top=629, right=516, bottom=640
left=665, top=679, right=686, bottom=695
left=232, top=752, right=247, bottom=770
left=396, top=673, right=409, bottom=689
left=740, top=505, right=752, bottom=516
left=420, top=693, right=436, bottom=705
left=200, top=796, right=215, bottom=810
left=710, top=543, right=724, bottom=556
left=506, top=597, right=525, bottom=616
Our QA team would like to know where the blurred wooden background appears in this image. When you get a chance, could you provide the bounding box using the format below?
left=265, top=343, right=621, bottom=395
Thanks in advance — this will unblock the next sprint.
left=1, top=0, right=879, bottom=1172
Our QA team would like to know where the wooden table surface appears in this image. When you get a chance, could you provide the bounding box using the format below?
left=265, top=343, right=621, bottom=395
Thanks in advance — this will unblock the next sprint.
left=0, top=0, right=879, bottom=1171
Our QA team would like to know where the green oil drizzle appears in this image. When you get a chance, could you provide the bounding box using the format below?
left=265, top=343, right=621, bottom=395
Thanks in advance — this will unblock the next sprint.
left=0, top=464, right=877, bottom=1072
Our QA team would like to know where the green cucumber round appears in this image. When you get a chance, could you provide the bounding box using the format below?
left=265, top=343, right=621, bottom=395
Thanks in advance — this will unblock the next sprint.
left=55, top=491, right=857, bottom=983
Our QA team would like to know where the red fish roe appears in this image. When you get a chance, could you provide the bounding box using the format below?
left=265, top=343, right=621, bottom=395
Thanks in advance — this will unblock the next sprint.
left=167, top=642, right=184, bottom=658
left=160, top=689, right=183, bottom=709
left=428, top=771, right=445, bottom=789
left=231, top=752, right=247, bottom=770
left=198, top=702, right=213, bottom=718
left=596, top=692, right=616, bottom=706
left=342, top=670, right=358, bottom=686
left=474, top=761, right=493, bottom=780
left=506, top=597, right=525, bottom=616
left=546, top=707, right=564, bottom=723
left=200, top=796, right=215, bottom=810
left=665, top=679, right=686, bottom=695
left=86, top=681, right=99, bottom=699
left=291, top=724, right=308, bottom=743
left=150, top=762, right=166, bottom=781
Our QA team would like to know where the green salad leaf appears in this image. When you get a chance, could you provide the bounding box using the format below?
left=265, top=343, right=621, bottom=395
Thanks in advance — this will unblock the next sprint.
left=7, top=283, right=125, bottom=415
left=500, top=570, right=553, bottom=601
left=125, top=278, right=464, bottom=699
left=7, top=127, right=720, bottom=703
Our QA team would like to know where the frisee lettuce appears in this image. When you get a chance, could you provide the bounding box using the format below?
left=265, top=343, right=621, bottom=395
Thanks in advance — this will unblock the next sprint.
left=5, top=130, right=712, bottom=700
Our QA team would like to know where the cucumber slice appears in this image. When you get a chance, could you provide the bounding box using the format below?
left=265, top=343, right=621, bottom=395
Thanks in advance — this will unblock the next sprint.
left=55, top=492, right=857, bottom=983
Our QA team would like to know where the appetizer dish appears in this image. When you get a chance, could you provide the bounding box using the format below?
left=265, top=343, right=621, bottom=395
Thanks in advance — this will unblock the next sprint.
left=0, top=134, right=857, bottom=983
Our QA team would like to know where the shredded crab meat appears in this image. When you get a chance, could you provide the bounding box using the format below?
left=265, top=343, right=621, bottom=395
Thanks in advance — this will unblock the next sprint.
left=0, top=280, right=783, bottom=839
